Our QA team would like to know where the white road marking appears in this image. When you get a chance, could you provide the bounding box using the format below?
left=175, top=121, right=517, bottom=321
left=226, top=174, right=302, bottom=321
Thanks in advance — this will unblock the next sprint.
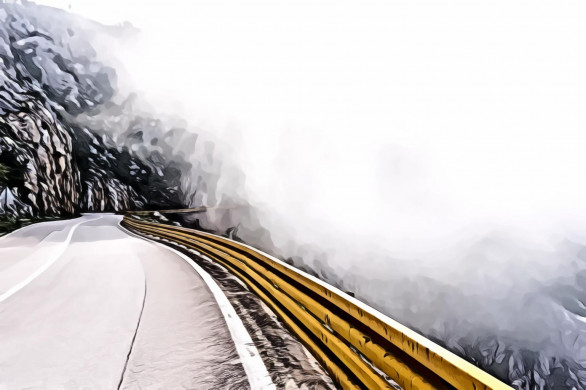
left=0, top=217, right=96, bottom=303
left=119, top=222, right=276, bottom=390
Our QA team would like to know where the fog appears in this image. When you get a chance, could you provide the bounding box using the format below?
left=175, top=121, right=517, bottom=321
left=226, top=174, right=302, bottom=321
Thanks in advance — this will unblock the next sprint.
left=43, top=0, right=586, bottom=252
left=34, top=0, right=586, bottom=386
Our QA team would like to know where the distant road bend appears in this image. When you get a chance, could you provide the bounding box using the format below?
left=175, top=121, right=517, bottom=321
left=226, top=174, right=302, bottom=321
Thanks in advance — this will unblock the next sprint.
left=0, top=214, right=332, bottom=389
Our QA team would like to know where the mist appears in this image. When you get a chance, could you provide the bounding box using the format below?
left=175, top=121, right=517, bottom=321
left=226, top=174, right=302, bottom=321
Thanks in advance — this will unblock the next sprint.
left=33, top=0, right=586, bottom=387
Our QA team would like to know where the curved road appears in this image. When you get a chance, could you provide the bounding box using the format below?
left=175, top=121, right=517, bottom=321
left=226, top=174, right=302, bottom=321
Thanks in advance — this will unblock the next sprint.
left=0, top=214, right=272, bottom=389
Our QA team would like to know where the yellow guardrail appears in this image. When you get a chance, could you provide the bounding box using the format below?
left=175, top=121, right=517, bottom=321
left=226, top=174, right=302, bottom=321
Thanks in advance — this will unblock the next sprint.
left=122, top=216, right=512, bottom=390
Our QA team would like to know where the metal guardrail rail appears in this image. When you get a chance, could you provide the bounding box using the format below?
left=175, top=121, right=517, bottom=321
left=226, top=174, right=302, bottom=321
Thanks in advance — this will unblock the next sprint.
left=124, top=205, right=249, bottom=215
left=122, top=216, right=512, bottom=390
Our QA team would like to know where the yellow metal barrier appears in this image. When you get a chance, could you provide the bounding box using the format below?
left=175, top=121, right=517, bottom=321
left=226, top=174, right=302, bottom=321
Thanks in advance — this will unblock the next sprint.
left=122, top=216, right=512, bottom=390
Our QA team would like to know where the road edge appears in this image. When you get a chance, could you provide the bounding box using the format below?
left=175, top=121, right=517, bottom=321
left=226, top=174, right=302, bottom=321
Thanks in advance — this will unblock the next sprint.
left=0, top=216, right=95, bottom=303
left=118, top=221, right=276, bottom=390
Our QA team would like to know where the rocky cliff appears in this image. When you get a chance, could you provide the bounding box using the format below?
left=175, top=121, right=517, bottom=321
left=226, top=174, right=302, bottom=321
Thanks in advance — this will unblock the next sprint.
left=0, top=2, right=193, bottom=217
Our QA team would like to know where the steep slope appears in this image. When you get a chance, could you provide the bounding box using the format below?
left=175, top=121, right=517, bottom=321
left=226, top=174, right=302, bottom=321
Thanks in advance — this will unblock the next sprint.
left=0, top=2, right=191, bottom=217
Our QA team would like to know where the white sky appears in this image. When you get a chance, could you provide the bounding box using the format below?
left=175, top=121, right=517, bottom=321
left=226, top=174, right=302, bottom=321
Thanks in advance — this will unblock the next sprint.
left=35, top=0, right=586, bottom=259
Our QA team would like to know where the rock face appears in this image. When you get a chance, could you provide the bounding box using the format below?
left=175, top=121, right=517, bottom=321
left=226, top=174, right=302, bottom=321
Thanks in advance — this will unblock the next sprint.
left=0, top=102, right=80, bottom=216
left=0, top=3, right=188, bottom=217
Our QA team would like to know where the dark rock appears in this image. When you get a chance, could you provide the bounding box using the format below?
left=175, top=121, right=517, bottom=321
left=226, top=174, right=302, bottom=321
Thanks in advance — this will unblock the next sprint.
left=0, top=2, right=189, bottom=217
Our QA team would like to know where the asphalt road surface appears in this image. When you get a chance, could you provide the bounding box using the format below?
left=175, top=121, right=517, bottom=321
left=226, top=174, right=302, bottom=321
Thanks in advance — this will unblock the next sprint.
left=0, top=214, right=273, bottom=390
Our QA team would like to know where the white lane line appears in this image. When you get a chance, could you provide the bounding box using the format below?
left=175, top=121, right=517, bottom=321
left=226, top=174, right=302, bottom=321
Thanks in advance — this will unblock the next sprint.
left=0, top=217, right=95, bottom=304
left=0, top=217, right=87, bottom=243
left=119, top=223, right=276, bottom=390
